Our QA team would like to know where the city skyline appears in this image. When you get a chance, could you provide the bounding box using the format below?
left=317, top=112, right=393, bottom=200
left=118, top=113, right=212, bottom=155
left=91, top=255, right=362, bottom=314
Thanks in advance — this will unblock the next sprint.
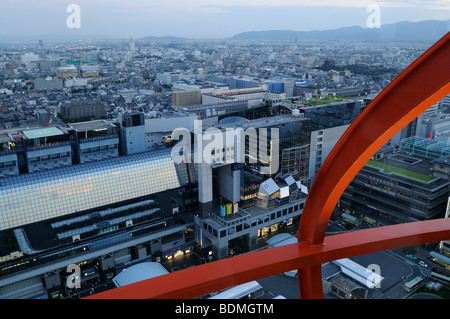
left=1, top=0, right=450, bottom=40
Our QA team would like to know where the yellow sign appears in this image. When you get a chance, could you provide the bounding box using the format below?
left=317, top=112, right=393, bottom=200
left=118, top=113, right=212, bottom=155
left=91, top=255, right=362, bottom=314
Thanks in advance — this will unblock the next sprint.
left=7, top=142, right=16, bottom=150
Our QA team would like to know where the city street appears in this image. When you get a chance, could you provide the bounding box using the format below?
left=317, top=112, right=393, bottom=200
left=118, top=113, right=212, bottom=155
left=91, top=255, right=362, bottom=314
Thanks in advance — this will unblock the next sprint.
left=352, top=249, right=429, bottom=299
left=254, top=248, right=438, bottom=300
left=258, top=275, right=300, bottom=299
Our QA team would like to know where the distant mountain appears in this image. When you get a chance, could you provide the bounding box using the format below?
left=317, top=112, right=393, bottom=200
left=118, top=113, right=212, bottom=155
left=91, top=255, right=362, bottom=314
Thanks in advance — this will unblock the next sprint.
left=139, top=35, right=189, bottom=42
left=230, top=20, right=450, bottom=43
left=1, top=19, right=448, bottom=44
left=0, top=34, right=189, bottom=44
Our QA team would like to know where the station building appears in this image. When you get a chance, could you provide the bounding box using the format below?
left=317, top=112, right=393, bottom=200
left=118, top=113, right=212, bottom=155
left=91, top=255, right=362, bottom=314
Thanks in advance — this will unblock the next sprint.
left=340, top=151, right=450, bottom=226
left=0, top=146, right=198, bottom=299
left=0, top=100, right=373, bottom=299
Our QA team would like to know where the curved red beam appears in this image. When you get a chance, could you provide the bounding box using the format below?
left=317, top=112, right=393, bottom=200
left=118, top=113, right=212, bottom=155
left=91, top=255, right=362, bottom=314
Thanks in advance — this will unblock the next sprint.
left=86, top=218, right=450, bottom=299
left=296, top=31, right=450, bottom=298
left=86, top=32, right=450, bottom=299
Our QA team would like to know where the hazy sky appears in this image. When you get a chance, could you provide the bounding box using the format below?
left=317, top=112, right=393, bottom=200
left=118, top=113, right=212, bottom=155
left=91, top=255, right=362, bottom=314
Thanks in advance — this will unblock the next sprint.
left=1, top=0, right=449, bottom=39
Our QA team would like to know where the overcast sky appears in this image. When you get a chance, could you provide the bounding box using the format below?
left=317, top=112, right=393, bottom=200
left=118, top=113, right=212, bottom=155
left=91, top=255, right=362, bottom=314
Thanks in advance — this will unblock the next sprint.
left=1, top=0, right=449, bottom=39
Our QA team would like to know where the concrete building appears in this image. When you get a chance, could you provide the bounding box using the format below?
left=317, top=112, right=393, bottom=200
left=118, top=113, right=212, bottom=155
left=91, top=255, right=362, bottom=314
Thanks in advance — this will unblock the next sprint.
left=22, top=127, right=73, bottom=173
left=129, top=36, right=136, bottom=53
left=300, top=100, right=364, bottom=180
left=308, top=124, right=350, bottom=180
left=432, top=155, right=450, bottom=180
left=156, top=72, right=180, bottom=85
left=64, top=78, right=87, bottom=88
left=417, top=116, right=450, bottom=140
left=70, top=120, right=119, bottom=164
left=172, top=90, right=202, bottom=107
left=60, top=101, right=106, bottom=122
left=326, top=87, right=369, bottom=97
left=204, top=75, right=261, bottom=91
left=0, top=126, right=73, bottom=174
left=144, top=112, right=198, bottom=152
left=80, top=66, right=99, bottom=78
left=0, top=133, right=19, bottom=178
left=37, top=60, right=66, bottom=72
left=56, top=66, right=78, bottom=79
left=119, top=112, right=146, bottom=155
left=33, top=78, right=63, bottom=91
left=339, top=152, right=449, bottom=226
left=21, top=53, right=39, bottom=66
left=192, top=115, right=309, bottom=259
left=202, top=88, right=268, bottom=105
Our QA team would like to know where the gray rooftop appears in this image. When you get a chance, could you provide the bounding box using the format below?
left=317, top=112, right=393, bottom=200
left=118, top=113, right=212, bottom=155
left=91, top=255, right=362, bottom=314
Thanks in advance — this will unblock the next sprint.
left=0, top=133, right=12, bottom=144
left=433, top=154, right=450, bottom=165
left=22, top=127, right=64, bottom=139
left=69, top=120, right=116, bottom=132
left=218, top=114, right=307, bottom=130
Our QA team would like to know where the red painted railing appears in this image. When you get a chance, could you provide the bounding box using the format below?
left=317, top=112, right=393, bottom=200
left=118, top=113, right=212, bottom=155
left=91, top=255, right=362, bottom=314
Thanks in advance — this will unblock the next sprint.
left=87, top=32, right=450, bottom=299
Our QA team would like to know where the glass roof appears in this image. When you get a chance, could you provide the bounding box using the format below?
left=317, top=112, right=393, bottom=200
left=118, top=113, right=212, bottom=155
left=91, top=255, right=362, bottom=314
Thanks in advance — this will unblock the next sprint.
left=0, top=148, right=195, bottom=231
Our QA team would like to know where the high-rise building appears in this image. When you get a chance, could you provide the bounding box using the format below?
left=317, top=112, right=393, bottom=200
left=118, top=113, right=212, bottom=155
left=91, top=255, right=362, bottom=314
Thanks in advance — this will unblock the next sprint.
left=308, top=124, right=350, bottom=181
left=339, top=153, right=449, bottom=226
left=119, top=112, right=146, bottom=155
left=70, top=121, right=119, bottom=164
left=130, top=36, right=136, bottom=52
left=193, top=115, right=309, bottom=259
left=37, top=60, right=65, bottom=72
left=60, top=101, right=106, bottom=122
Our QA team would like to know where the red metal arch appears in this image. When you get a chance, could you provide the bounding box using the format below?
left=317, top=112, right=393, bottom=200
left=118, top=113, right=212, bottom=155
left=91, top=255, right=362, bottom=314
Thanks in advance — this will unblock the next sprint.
left=87, top=32, right=450, bottom=299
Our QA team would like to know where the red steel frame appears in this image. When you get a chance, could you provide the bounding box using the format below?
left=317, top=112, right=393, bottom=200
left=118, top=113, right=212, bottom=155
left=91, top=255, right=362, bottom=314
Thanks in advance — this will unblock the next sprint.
left=87, top=33, right=450, bottom=299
